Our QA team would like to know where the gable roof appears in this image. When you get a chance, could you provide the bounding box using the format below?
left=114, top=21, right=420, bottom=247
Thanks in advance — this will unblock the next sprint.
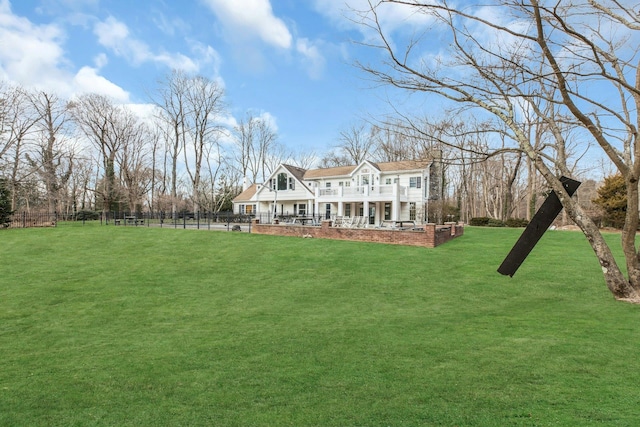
left=233, top=183, right=258, bottom=203
left=302, top=159, right=432, bottom=180
left=282, top=164, right=307, bottom=182
left=374, top=160, right=432, bottom=172
left=302, top=164, right=356, bottom=180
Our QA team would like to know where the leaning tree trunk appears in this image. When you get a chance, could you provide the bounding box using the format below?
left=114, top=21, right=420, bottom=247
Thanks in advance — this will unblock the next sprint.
left=564, top=196, right=639, bottom=300
left=622, top=174, right=640, bottom=289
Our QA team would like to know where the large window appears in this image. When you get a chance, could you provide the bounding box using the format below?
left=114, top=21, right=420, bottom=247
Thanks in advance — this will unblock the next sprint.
left=345, top=203, right=351, bottom=217
left=410, top=177, right=422, bottom=188
left=298, top=203, right=306, bottom=216
left=409, top=202, right=416, bottom=220
left=277, top=173, right=287, bottom=190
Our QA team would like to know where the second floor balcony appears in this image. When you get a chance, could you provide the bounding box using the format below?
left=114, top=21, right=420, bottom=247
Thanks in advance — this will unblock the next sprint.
left=316, top=184, right=408, bottom=202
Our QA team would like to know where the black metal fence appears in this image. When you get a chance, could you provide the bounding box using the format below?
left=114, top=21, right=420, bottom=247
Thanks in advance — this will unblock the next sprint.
left=103, top=211, right=328, bottom=230
left=2, top=210, right=328, bottom=230
left=99, top=211, right=254, bottom=230
left=6, top=211, right=58, bottom=228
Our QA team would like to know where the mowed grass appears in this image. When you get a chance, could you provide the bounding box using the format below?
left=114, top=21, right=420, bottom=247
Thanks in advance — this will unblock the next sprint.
left=1, top=224, right=640, bottom=426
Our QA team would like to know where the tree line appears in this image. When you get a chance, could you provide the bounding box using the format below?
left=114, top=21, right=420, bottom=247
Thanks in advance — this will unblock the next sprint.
left=0, top=71, right=298, bottom=218
left=0, top=71, right=602, bottom=226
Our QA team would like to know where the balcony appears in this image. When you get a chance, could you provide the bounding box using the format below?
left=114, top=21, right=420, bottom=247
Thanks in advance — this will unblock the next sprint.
left=317, top=185, right=408, bottom=202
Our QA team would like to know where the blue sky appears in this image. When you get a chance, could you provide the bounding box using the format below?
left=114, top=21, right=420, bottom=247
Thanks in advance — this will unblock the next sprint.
left=0, top=0, right=429, bottom=155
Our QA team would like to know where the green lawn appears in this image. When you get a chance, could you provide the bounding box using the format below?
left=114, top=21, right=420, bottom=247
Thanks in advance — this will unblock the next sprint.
left=1, top=224, right=639, bottom=426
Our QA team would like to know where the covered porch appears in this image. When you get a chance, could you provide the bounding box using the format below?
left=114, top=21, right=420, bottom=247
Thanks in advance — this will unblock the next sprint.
left=314, top=183, right=413, bottom=225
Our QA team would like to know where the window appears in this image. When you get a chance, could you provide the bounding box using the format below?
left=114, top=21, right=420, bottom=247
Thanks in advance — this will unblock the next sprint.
left=245, top=204, right=254, bottom=214
left=409, top=202, right=416, bottom=220
left=361, top=175, right=369, bottom=185
left=326, top=182, right=331, bottom=188
left=410, top=177, right=422, bottom=188
left=288, top=177, right=295, bottom=190
left=384, top=203, right=391, bottom=220
left=298, top=203, right=306, bottom=215
left=344, top=181, right=351, bottom=187
left=239, top=204, right=245, bottom=214
left=385, top=178, right=392, bottom=185
left=277, top=173, right=287, bottom=190
left=325, top=203, right=331, bottom=219
left=339, top=181, right=343, bottom=186
left=345, top=203, right=351, bottom=217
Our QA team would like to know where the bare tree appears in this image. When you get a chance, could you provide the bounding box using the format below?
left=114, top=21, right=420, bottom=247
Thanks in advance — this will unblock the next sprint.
left=116, top=115, right=152, bottom=212
left=1, top=86, right=39, bottom=210
left=69, top=94, right=131, bottom=216
left=339, top=122, right=377, bottom=164
left=26, top=91, right=74, bottom=213
left=356, top=0, right=640, bottom=300
left=289, top=150, right=318, bottom=170
left=183, top=75, right=225, bottom=211
left=232, top=112, right=279, bottom=183
left=154, top=71, right=226, bottom=212
left=153, top=70, right=188, bottom=217
left=318, top=150, right=352, bottom=168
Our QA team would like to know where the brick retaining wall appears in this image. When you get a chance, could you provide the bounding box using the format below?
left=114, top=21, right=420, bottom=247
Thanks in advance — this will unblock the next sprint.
left=251, top=219, right=463, bottom=248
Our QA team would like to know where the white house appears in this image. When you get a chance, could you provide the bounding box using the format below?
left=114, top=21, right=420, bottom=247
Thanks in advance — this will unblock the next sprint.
left=233, top=159, right=436, bottom=225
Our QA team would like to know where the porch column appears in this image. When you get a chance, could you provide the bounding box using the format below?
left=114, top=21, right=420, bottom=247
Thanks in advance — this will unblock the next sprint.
left=393, top=180, right=401, bottom=220
left=338, top=201, right=344, bottom=216
left=363, top=200, right=369, bottom=223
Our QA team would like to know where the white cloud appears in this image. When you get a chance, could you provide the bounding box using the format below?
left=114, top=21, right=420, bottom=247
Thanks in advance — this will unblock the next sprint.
left=201, top=0, right=292, bottom=49
left=296, top=38, right=325, bottom=80
left=94, top=52, right=108, bottom=68
left=0, top=1, right=131, bottom=101
left=93, top=15, right=200, bottom=73
left=0, top=0, right=70, bottom=88
left=73, top=66, right=130, bottom=101
left=312, top=0, right=434, bottom=41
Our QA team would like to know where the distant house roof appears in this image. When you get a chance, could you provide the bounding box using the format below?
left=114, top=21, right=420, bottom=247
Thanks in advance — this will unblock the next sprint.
left=233, top=183, right=258, bottom=203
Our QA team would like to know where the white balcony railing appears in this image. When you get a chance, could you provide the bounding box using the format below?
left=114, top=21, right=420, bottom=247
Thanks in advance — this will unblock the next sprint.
left=317, top=185, right=407, bottom=199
